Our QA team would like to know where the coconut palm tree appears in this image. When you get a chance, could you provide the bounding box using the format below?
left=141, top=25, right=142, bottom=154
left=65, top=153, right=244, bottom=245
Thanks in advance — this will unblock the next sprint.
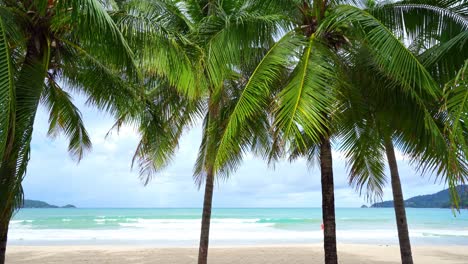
left=0, top=0, right=138, bottom=262
left=337, top=46, right=467, bottom=264
left=112, top=1, right=283, bottom=263
left=337, top=2, right=468, bottom=263
left=212, top=1, right=449, bottom=263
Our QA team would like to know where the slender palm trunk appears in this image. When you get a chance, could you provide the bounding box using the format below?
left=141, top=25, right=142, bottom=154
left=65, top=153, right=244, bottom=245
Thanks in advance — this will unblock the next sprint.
left=320, top=137, right=338, bottom=264
left=384, top=139, right=413, bottom=264
left=0, top=221, right=9, bottom=264
left=198, top=169, right=214, bottom=264
left=0, top=164, right=15, bottom=264
left=0, top=131, right=17, bottom=264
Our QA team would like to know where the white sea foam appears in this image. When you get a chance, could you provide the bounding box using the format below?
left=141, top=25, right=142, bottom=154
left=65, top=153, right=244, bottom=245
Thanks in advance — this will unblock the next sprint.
left=10, top=220, right=25, bottom=224
left=8, top=215, right=467, bottom=245
left=9, top=227, right=459, bottom=243
left=8, top=219, right=313, bottom=243
left=10, top=220, right=34, bottom=226
left=118, top=218, right=273, bottom=231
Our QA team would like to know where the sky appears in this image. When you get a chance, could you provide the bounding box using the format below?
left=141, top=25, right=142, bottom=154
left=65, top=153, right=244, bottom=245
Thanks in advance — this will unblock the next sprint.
left=23, top=94, right=449, bottom=208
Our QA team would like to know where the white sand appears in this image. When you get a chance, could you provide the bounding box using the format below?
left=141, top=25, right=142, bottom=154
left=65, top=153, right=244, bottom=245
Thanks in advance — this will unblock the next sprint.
left=6, top=244, right=468, bottom=263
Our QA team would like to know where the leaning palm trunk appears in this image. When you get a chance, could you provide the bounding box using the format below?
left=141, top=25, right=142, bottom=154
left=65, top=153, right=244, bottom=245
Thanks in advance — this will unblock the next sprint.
left=0, top=159, right=17, bottom=264
left=0, top=150, right=14, bottom=264
left=384, top=138, right=413, bottom=264
left=198, top=170, right=214, bottom=264
left=0, top=220, right=9, bottom=264
left=320, top=137, right=338, bottom=264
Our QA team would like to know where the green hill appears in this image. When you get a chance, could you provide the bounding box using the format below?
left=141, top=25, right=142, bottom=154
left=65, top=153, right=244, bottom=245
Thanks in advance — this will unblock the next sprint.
left=22, top=199, right=76, bottom=208
left=371, top=185, right=468, bottom=208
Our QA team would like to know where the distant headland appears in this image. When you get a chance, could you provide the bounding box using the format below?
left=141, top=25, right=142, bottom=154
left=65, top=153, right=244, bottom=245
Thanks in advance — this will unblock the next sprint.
left=364, top=185, right=467, bottom=209
left=21, top=199, right=76, bottom=209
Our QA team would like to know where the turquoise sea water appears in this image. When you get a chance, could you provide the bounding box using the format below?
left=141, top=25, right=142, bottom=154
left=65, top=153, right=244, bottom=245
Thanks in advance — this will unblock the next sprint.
left=9, top=208, right=468, bottom=246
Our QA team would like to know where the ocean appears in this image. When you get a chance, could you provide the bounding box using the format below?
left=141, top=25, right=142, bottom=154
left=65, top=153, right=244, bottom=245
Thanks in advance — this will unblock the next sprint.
left=9, top=208, right=468, bottom=246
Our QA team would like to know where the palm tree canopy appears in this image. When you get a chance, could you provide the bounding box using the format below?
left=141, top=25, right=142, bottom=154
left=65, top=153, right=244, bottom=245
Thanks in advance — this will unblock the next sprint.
left=0, top=0, right=138, bottom=222
left=114, top=0, right=285, bottom=185
left=214, top=0, right=445, bottom=172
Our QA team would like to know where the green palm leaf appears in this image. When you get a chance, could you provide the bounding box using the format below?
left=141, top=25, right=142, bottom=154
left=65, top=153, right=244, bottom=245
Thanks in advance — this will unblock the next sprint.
left=373, top=0, right=468, bottom=45
left=55, top=0, right=137, bottom=76
left=13, top=50, right=49, bottom=157
left=113, top=0, right=203, bottom=98
left=202, top=1, right=285, bottom=88
left=336, top=60, right=389, bottom=200
left=0, top=17, right=14, bottom=160
left=324, top=5, right=440, bottom=98
left=58, top=37, right=139, bottom=115
left=341, top=123, right=387, bottom=201
left=0, top=41, right=50, bottom=224
left=133, top=97, right=199, bottom=185
left=193, top=111, right=211, bottom=187
left=443, top=60, right=468, bottom=191
left=274, top=35, right=337, bottom=148
left=41, top=79, right=92, bottom=161
left=213, top=31, right=303, bottom=171
left=420, top=31, right=468, bottom=83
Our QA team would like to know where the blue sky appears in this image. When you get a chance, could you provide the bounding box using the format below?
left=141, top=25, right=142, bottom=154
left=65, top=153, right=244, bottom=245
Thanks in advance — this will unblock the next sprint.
left=23, top=95, right=448, bottom=208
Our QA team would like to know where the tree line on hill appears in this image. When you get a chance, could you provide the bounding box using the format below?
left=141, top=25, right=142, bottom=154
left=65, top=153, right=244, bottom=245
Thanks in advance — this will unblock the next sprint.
left=21, top=200, right=76, bottom=209
left=369, top=185, right=468, bottom=209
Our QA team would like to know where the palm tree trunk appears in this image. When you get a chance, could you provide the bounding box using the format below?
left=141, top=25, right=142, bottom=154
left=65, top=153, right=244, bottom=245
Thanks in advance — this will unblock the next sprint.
left=0, top=140, right=17, bottom=264
left=0, top=163, right=16, bottom=264
left=384, top=139, right=413, bottom=264
left=0, top=221, right=9, bottom=264
left=320, top=137, right=338, bottom=264
left=0, top=164, right=15, bottom=264
left=198, top=169, right=214, bottom=264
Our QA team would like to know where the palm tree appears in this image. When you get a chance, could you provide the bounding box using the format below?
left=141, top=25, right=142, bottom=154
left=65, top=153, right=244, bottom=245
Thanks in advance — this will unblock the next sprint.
left=112, top=1, right=283, bottom=263
left=212, top=1, right=447, bottom=263
left=337, top=2, right=468, bottom=263
left=337, top=54, right=465, bottom=264
left=0, top=0, right=137, bottom=262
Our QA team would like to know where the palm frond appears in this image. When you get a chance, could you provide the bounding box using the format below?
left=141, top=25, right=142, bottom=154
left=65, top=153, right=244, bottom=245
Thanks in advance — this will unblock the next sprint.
left=193, top=111, right=211, bottom=187
left=41, top=78, right=92, bottom=161
left=132, top=116, right=182, bottom=186
left=0, top=16, right=14, bottom=160
left=334, top=49, right=389, bottom=201
left=390, top=62, right=468, bottom=208
left=0, top=42, right=50, bottom=220
left=373, top=0, right=468, bottom=47
left=202, top=0, right=286, bottom=89
left=274, top=35, right=337, bottom=149
left=58, top=37, right=139, bottom=115
left=340, top=121, right=387, bottom=201
left=131, top=80, right=202, bottom=185
left=213, top=31, right=303, bottom=171
left=113, top=0, right=203, bottom=98
left=325, top=5, right=440, bottom=99
left=55, top=0, right=138, bottom=76
left=288, top=131, right=320, bottom=169
left=420, top=30, right=468, bottom=83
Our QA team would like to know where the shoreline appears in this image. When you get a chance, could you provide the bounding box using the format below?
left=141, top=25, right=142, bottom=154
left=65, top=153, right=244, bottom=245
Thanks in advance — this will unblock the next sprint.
left=6, top=241, right=468, bottom=247
left=7, top=244, right=468, bottom=263
left=6, top=242, right=468, bottom=248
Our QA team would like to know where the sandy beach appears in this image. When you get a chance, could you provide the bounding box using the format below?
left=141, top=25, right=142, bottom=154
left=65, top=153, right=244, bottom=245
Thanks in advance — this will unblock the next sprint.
left=6, top=244, right=468, bottom=263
